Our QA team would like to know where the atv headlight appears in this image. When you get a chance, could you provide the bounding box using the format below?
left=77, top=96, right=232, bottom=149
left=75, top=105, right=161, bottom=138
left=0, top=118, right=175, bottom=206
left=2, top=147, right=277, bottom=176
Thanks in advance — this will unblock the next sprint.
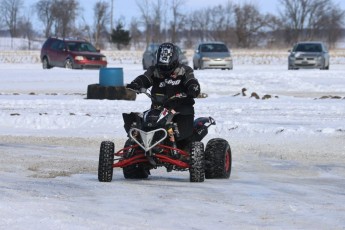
left=101, top=57, right=107, bottom=61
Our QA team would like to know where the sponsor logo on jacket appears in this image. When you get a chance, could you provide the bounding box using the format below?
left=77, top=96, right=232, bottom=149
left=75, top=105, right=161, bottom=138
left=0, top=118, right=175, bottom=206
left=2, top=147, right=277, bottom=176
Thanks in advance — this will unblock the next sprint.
left=159, top=79, right=181, bottom=87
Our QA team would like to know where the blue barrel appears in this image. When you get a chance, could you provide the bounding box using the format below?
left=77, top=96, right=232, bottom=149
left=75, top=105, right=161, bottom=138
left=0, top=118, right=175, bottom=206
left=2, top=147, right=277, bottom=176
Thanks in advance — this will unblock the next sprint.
left=99, top=68, right=124, bottom=86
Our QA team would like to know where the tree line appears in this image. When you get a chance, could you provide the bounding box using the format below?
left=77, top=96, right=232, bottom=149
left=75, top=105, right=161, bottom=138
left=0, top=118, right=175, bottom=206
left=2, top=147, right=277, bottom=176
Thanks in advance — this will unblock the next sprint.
left=0, top=0, right=344, bottom=49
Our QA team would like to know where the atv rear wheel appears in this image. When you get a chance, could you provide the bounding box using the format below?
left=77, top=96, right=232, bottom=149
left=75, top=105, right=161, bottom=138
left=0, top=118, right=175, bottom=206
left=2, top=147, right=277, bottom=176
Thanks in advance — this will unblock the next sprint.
left=98, top=141, right=115, bottom=182
left=122, top=139, right=150, bottom=179
left=205, top=138, right=232, bottom=179
left=189, top=141, right=205, bottom=182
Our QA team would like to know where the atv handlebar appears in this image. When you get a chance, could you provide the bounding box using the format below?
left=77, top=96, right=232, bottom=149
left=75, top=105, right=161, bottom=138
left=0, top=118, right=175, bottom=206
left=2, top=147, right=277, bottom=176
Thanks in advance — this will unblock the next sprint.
left=127, top=86, right=187, bottom=105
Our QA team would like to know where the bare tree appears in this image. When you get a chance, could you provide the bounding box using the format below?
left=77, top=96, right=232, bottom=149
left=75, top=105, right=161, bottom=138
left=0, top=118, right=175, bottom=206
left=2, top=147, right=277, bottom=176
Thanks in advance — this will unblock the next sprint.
left=93, top=0, right=110, bottom=48
left=208, top=4, right=235, bottom=44
left=278, top=0, right=331, bottom=43
left=325, top=7, right=345, bottom=48
left=17, top=14, right=34, bottom=49
left=129, top=18, right=142, bottom=49
left=151, top=0, right=164, bottom=42
left=51, top=0, right=79, bottom=37
left=169, top=0, right=184, bottom=43
left=190, top=8, right=211, bottom=42
left=136, top=0, right=168, bottom=44
left=234, top=3, right=267, bottom=47
left=0, top=0, right=23, bottom=39
left=311, top=2, right=345, bottom=48
left=136, top=0, right=152, bottom=45
left=263, top=14, right=285, bottom=48
left=35, top=0, right=54, bottom=38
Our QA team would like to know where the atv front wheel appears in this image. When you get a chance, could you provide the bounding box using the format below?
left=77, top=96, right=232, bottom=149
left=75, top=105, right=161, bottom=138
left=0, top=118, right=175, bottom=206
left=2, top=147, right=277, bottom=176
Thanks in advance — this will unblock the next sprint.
left=122, top=139, right=149, bottom=179
left=205, top=138, right=232, bottom=179
left=98, top=141, right=115, bottom=182
left=189, top=141, right=205, bottom=182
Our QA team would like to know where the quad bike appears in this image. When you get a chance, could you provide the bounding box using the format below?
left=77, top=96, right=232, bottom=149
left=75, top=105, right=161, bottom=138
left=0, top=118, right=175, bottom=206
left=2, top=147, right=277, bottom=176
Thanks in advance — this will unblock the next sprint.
left=98, top=88, right=232, bottom=182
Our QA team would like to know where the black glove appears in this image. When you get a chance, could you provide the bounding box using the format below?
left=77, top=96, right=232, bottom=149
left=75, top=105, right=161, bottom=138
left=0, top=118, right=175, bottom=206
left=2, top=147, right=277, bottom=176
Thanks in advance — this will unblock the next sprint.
left=126, top=82, right=141, bottom=92
left=187, top=84, right=200, bottom=98
left=164, top=100, right=181, bottom=110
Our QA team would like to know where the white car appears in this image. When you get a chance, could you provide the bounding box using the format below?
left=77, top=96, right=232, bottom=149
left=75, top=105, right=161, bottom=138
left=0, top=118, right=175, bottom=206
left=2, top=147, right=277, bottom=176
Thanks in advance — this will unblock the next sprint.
left=288, top=41, right=330, bottom=70
left=193, top=42, right=233, bottom=70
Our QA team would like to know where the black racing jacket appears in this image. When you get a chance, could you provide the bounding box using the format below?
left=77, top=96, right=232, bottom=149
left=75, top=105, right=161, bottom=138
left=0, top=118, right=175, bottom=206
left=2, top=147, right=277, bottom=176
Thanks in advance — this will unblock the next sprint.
left=132, top=64, right=200, bottom=115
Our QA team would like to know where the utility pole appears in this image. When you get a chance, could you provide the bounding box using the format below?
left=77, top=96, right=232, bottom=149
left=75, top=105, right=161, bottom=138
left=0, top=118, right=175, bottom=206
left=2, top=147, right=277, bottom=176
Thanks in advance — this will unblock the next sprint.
left=110, top=0, right=114, bottom=30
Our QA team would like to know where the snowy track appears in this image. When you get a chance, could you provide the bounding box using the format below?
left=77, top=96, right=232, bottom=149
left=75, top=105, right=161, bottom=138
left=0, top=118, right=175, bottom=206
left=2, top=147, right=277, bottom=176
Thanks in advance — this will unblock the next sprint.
left=0, top=61, right=345, bottom=229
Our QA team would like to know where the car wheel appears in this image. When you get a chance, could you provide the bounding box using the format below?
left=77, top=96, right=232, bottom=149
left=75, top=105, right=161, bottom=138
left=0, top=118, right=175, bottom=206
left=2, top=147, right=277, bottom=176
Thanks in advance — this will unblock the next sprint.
left=199, top=61, right=203, bottom=70
left=42, top=57, right=52, bottom=69
left=64, top=59, right=73, bottom=69
left=193, top=60, right=198, bottom=70
left=321, top=62, right=329, bottom=70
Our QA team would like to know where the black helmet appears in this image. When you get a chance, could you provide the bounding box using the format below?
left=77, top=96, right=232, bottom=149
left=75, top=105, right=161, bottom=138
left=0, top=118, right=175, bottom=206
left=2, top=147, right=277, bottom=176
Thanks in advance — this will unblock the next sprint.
left=156, top=42, right=179, bottom=76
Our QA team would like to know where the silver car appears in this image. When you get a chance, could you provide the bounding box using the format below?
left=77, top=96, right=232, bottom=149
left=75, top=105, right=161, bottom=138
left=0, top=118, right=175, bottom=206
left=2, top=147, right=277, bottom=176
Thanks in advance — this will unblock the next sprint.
left=193, top=42, right=233, bottom=70
left=142, top=43, right=189, bottom=70
left=288, top=41, right=330, bottom=70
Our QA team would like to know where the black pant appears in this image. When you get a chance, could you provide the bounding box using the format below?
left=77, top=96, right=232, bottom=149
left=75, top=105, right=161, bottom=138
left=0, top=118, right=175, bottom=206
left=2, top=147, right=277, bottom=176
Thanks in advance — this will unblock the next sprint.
left=173, top=114, right=194, bottom=150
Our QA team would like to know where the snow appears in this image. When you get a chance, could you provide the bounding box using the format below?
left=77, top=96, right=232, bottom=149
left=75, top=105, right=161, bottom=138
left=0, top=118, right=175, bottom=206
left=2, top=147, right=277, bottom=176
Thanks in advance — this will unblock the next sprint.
left=0, top=53, right=345, bottom=229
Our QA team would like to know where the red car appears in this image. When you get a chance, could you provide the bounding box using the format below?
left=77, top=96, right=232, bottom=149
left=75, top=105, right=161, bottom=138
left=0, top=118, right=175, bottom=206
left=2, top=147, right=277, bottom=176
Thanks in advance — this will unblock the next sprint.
left=40, top=37, right=107, bottom=69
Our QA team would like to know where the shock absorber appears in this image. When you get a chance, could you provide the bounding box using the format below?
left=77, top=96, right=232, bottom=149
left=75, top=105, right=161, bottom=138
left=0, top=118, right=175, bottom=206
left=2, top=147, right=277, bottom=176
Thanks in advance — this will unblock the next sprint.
left=167, top=125, right=179, bottom=158
left=173, top=122, right=180, bottom=139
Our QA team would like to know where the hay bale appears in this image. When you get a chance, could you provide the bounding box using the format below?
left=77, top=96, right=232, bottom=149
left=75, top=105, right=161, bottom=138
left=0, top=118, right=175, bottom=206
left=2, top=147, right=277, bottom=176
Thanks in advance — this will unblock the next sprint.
left=87, top=84, right=136, bottom=100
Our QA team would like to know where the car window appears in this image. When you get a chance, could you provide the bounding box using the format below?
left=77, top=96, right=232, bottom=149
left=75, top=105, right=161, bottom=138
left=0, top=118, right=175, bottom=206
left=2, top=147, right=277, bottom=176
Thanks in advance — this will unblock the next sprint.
left=148, top=44, right=159, bottom=53
left=66, top=42, right=97, bottom=52
left=294, top=43, right=322, bottom=52
left=200, top=44, right=228, bottom=52
left=176, top=46, right=183, bottom=55
left=51, top=40, right=63, bottom=51
left=67, top=43, right=77, bottom=51
left=80, top=42, right=97, bottom=52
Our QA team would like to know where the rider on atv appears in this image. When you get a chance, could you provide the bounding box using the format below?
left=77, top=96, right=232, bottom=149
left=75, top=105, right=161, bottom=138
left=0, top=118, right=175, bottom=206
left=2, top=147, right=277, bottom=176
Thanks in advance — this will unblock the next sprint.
left=126, top=42, right=201, bottom=152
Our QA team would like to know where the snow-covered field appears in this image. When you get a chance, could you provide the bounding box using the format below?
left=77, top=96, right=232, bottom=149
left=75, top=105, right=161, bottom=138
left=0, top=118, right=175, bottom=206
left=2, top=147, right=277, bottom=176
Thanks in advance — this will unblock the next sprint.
left=0, top=53, right=345, bottom=229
